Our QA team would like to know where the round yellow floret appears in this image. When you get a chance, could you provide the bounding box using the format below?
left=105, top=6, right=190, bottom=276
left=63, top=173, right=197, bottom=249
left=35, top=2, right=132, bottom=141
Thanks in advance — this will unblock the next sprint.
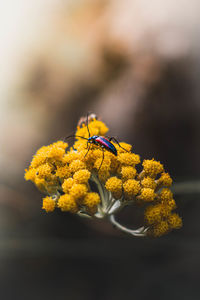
left=157, top=173, right=172, bottom=187
left=141, top=177, right=157, bottom=189
left=151, top=221, right=169, bottom=237
left=89, top=149, right=102, bottom=161
left=57, top=194, right=78, bottom=213
left=107, top=154, right=119, bottom=172
left=90, top=120, right=109, bottom=136
left=30, top=141, right=68, bottom=169
left=142, top=159, right=164, bottom=178
left=160, top=188, right=173, bottom=201
left=63, top=152, right=81, bottom=164
left=120, top=166, right=137, bottom=181
left=73, top=140, right=88, bottom=152
left=94, top=157, right=111, bottom=173
left=30, top=146, right=49, bottom=168
left=30, top=155, right=46, bottom=169
left=165, top=199, right=176, bottom=210
left=73, top=169, right=91, bottom=184
left=167, top=213, right=182, bottom=229
left=115, top=142, right=132, bottom=153
left=55, top=165, right=71, bottom=179
left=36, top=163, right=53, bottom=179
left=138, top=188, right=156, bottom=202
left=24, top=168, right=36, bottom=181
left=42, top=196, right=56, bottom=212
left=118, top=153, right=140, bottom=166
left=145, top=204, right=163, bottom=225
left=159, top=189, right=176, bottom=210
left=54, top=140, right=68, bottom=150
left=83, top=192, right=100, bottom=207
left=69, top=183, right=88, bottom=201
left=47, top=144, right=66, bottom=160
left=76, top=120, right=109, bottom=138
left=62, top=178, right=74, bottom=193
left=105, top=177, right=123, bottom=199
left=123, top=179, right=141, bottom=198
left=69, top=159, right=86, bottom=173
left=83, top=192, right=101, bottom=214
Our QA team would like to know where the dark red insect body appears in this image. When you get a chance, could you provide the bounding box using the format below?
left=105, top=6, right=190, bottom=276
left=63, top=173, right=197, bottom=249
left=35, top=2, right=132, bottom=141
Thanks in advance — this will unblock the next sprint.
left=88, top=135, right=117, bottom=156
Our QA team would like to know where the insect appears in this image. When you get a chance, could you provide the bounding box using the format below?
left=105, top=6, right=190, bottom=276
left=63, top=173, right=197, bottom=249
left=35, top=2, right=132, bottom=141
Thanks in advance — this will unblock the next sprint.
left=65, top=113, right=129, bottom=171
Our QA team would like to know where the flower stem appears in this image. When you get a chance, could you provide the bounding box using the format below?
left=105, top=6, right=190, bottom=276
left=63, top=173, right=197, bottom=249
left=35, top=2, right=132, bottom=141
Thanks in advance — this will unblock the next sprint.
left=109, top=214, right=148, bottom=237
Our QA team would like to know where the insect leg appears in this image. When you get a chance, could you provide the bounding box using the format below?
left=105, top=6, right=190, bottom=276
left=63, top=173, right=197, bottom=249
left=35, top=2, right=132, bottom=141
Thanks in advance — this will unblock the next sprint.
left=108, top=136, right=130, bottom=152
left=98, top=147, right=104, bottom=172
left=84, top=141, right=91, bottom=158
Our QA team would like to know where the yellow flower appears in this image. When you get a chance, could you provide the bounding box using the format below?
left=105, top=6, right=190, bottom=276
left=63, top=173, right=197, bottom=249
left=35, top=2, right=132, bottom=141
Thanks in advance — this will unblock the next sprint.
left=157, top=172, right=172, bottom=187
left=142, top=159, right=164, bottom=178
left=167, top=213, right=182, bottom=229
left=36, top=163, right=53, bottom=179
left=73, top=169, right=91, bottom=184
left=69, top=159, right=86, bottom=173
left=47, top=144, right=66, bottom=160
left=25, top=113, right=182, bottom=238
left=117, top=153, right=140, bottom=166
left=144, top=204, right=163, bottom=225
left=105, top=177, right=123, bottom=199
left=30, top=152, right=47, bottom=168
left=141, top=177, right=157, bottom=189
left=160, top=188, right=173, bottom=201
left=150, top=221, right=169, bottom=237
left=94, top=157, right=111, bottom=173
left=24, top=168, right=36, bottom=181
left=138, top=188, right=156, bottom=202
left=83, top=192, right=100, bottom=214
left=69, top=183, right=88, bottom=201
left=123, top=179, right=141, bottom=199
left=58, top=194, right=78, bottom=213
left=34, top=177, right=46, bottom=192
left=42, top=196, right=56, bottom=212
left=115, top=142, right=132, bottom=153
left=62, top=178, right=74, bottom=193
left=54, top=140, right=68, bottom=149
left=76, top=119, right=108, bottom=138
left=90, top=119, right=109, bottom=136
left=63, top=152, right=81, bottom=164
left=56, top=165, right=71, bottom=179
left=120, top=166, right=137, bottom=181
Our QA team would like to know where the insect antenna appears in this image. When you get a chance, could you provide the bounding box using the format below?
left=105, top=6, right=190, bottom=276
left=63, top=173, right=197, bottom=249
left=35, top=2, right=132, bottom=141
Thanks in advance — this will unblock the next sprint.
left=98, top=148, right=104, bottom=173
left=84, top=142, right=91, bottom=158
left=64, top=135, right=88, bottom=141
left=86, top=112, right=91, bottom=138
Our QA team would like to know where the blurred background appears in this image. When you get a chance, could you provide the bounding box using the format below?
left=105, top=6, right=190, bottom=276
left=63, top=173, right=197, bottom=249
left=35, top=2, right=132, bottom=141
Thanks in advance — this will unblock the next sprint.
left=0, top=0, right=200, bottom=299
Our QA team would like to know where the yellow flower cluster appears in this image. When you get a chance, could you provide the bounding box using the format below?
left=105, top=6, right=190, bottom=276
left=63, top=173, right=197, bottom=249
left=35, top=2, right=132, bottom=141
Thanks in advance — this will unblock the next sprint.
left=25, top=115, right=182, bottom=237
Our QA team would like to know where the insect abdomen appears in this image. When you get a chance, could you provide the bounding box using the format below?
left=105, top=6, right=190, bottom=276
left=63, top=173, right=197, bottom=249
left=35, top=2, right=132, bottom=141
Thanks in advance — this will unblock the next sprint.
left=95, top=136, right=117, bottom=156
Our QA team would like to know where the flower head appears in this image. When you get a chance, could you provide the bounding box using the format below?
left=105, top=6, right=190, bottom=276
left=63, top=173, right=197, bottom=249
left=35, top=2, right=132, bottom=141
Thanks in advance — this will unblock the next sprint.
left=25, top=113, right=182, bottom=237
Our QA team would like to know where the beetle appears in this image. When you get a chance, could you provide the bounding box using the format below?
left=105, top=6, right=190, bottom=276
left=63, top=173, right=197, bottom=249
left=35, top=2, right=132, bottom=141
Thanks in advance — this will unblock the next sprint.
left=87, top=135, right=117, bottom=156
left=65, top=113, right=128, bottom=171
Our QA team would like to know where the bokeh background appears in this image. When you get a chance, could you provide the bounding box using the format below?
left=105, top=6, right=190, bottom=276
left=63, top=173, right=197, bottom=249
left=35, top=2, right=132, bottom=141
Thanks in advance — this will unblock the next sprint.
left=0, top=0, right=200, bottom=299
